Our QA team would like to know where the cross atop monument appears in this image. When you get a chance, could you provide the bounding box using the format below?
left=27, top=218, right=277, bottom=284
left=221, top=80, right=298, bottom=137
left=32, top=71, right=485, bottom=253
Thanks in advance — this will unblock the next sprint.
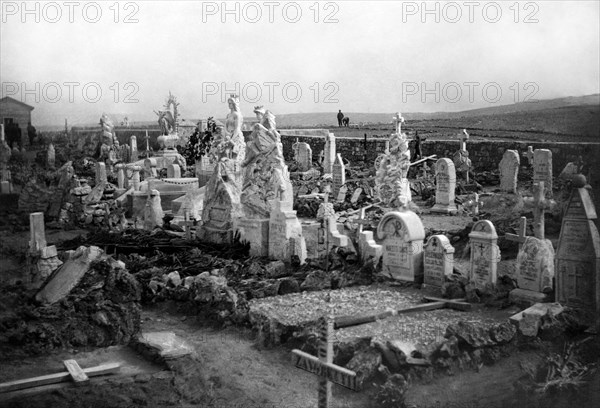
left=524, top=145, right=534, bottom=164
left=394, top=112, right=405, bottom=134
left=460, top=129, right=469, bottom=151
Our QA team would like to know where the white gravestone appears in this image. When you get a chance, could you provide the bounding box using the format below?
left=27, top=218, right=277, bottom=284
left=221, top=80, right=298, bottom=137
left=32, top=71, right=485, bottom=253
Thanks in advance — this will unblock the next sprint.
left=332, top=153, right=346, bottom=198
left=95, top=162, right=107, bottom=184
left=167, top=164, right=181, bottom=179
left=499, top=150, right=520, bottom=193
left=555, top=179, right=600, bottom=329
left=130, top=135, right=138, bottom=162
left=515, top=236, right=554, bottom=292
left=423, top=235, right=455, bottom=288
left=431, top=158, right=457, bottom=214
left=468, top=220, right=500, bottom=289
left=524, top=147, right=552, bottom=198
left=268, top=199, right=307, bottom=264
left=336, top=185, right=348, bottom=203
left=323, top=133, right=336, bottom=174
left=377, top=211, right=425, bottom=282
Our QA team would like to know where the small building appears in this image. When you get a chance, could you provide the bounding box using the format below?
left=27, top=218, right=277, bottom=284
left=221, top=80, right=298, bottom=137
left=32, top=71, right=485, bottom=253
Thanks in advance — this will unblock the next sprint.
left=0, top=96, right=34, bottom=147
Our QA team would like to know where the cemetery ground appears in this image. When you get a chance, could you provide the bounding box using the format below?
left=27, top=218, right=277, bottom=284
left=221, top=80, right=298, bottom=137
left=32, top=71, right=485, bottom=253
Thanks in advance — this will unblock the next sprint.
left=1, top=122, right=599, bottom=407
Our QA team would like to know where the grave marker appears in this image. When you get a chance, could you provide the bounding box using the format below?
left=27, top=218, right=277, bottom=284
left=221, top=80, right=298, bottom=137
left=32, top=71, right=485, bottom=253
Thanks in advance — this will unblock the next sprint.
left=506, top=216, right=527, bottom=251
left=524, top=147, right=553, bottom=198
left=499, top=150, right=520, bottom=193
left=115, top=164, right=126, bottom=189
left=130, top=135, right=138, bottom=162
left=431, top=158, right=457, bottom=214
left=95, top=162, right=107, bottom=185
left=297, top=142, right=313, bottom=172
left=292, top=316, right=358, bottom=408
left=336, top=185, right=348, bottom=203
left=515, top=236, right=554, bottom=293
left=377, top=211, right=425, bottom=282
left=332, top=153, right=345, bottom=197
left=423, top=235, right=455, bottom=288
left=555, top=177, right=600, bottom=329
left=29, top=212, right=47, bottom=253
left=357, top=207, right=382, bottom=266
left=523, top=181, right=555, bottom=240
left=269, top=199, right=306, bottom=264
left=167, top=163, right=181, bottom=178
left=323, top=133, right=336, bottom=174
left=350, top=188, right=362, bottom=204
left=468, top=220, right=500, bottom=289
left=47, top=142, right=56, bottom=169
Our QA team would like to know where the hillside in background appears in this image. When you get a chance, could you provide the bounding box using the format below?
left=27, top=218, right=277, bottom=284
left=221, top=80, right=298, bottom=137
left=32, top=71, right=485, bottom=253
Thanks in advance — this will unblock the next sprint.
left=37, top=94, right=599, bottom=139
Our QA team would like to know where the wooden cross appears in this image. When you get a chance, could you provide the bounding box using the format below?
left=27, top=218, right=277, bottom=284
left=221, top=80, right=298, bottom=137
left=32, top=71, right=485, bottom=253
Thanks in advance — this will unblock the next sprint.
left=505, top=216, right=527, bottom=251
left=292, top=318, right=358, bottom=407
left=181, top=211, right=195, bottom=240
left=335, top=297, right=471, bottom=329
left=523, top=181, right=555, bottom=240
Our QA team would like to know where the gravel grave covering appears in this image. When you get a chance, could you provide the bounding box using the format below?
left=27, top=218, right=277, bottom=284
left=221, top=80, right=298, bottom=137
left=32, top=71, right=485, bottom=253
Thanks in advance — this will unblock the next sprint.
left=249, top=285, right=424, bottom=326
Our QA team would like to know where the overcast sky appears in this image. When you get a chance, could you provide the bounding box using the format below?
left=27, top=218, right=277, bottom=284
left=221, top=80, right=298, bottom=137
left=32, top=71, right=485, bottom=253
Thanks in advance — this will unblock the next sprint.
left=1, top=0, right=599, bottom=125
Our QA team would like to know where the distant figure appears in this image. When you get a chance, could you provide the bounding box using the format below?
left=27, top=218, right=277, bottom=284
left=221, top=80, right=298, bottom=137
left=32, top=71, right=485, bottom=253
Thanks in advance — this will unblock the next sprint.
left=411, top=130, right=424, bottom=162
left=27, top=122, right=37, bottom=146
left=337, top=110, right=344, bottom=127
left=342, top=117, right=350, bottom=127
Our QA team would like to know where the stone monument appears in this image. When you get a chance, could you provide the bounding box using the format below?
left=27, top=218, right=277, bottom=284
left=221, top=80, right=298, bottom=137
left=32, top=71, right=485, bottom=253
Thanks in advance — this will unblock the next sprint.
left=499, top=150, right=520, bottom=193
left=431, top=158, right=458, bottom=214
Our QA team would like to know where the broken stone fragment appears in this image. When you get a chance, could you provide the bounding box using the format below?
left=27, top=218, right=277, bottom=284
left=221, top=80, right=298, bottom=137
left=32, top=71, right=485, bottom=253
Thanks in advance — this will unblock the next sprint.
left=35, top=246, right=103, bottom=305
left=509, top=302, right=564, bottom=337
left=346, top=348, right=382, bottom=390
left=445, top=321, right=495, bottom=348
left=167, top=271, right=182, bottom=287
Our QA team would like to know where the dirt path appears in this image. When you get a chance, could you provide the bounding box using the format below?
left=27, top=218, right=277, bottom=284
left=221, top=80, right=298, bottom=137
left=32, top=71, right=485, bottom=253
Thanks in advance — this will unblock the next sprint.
left=140, top=306, right=373, bottom=408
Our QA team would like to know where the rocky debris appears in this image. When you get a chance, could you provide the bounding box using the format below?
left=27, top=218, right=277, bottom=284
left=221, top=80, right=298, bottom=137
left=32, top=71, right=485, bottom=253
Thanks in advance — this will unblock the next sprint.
left=133, top=331, right=195, bottom=362
left=346, top=347, right=382, bottom=390
left=374, top=373, right=408, bottom=408
left=465, top=275, right=516, bottom=307
left=445, top=321, right=496, bottom=348
left=510, top=302, right=564, bottom=337
left=0, top=256, right=141, bottom=356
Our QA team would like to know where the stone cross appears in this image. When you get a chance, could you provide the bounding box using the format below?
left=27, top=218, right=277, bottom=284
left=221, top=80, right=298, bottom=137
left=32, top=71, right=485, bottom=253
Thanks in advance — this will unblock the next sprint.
left=394, top=112, right=405, bottom=134
left=523, top=182, right=556, bottom=240
left=292, top=316, right=358, bottom=408
left=460, top=129, right=469, bottom=151
left=506, top=216, right=527, bottom=251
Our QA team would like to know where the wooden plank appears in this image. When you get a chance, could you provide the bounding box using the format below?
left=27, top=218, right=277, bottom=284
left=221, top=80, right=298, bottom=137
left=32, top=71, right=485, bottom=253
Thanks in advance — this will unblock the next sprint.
left=292, top=350, right=358, bottom=391
left=63, top=360, right=89, bottom=383
left=422, top=296, right=472, bottom=311
left=395, top=301, right=448, bottom=314
left=0, top=363, right=120, bottom=393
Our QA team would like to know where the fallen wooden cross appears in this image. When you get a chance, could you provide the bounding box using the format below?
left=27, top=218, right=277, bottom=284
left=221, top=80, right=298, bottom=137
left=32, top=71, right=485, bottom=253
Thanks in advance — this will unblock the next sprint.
left=292, top=317, right=358, bottom=408
left=0, top=362, right=120, bottom=393
left=335, top=297, right=471, bottom=329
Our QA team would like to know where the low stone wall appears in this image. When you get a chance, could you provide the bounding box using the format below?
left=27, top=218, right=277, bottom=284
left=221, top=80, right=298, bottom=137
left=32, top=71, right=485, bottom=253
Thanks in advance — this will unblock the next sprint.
left=279, top=132, right=600, bottom=177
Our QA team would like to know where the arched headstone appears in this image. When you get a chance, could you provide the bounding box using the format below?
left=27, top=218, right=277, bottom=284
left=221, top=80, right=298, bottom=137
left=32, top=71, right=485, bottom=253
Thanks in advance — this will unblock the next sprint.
left=431, top=158, right=457, bottom=214
left=377, top=211, right=425, bottom=282
left=468, top=220, right=500, bottom=289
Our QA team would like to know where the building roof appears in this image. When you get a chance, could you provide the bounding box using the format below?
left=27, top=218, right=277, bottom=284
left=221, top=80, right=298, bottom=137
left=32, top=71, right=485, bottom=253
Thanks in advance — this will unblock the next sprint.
left=0, top=96, right=35, bottom=111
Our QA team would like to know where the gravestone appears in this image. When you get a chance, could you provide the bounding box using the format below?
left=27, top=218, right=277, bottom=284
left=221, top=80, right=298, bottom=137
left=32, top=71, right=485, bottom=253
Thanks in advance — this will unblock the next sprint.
left=336, top=185, right=348, bottom=203
left=510, top=236, right=555, bottom=305
left=268, top=199, right=306, bottom=264
left=167, top=164, right=181, bottom=178
left=357, top=207, right=382, bottom=265
left=129, top=165, right=142, bottom=191
left=431, top=158, right=457, bottom=214
left=499, top=150, right=520, bottom=193
left=377, top=211, right=425, bottom=282
left=524, top=147, right=553, bottom=198
left=423, top=235, right=455, bottom=288
left=332, top=153, right=346, bottom=197
left=351, top=188, right=362, bottom=204
left=297, top=142, right=312, bottom=172
left=323, top=133, right=336, bottom=174
left=468, top=220, right=500, bottom=289
left=115, top=164, right=126, bottom=189
left=555, top=177, right=600, bottom=329
left=143, top=189, right=164, bottom=230
left=29, top=212, right=47, bottom=252
left=130, top=135, right=138, bottom=161
left=144, top=158, right=158, bottom=178
left=95, top=162, right=107, bottom=185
